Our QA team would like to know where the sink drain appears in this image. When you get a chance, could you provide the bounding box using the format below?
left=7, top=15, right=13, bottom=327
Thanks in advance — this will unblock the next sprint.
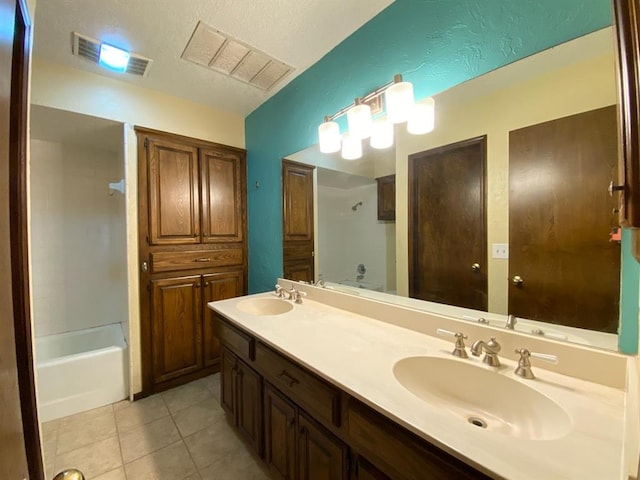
left=467, top=416, right=487, bottom=429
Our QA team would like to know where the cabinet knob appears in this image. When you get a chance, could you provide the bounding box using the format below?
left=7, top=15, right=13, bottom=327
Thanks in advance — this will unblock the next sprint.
left=608, top=180, right=624, bottom=197
left=195, top=283, right=201, bottom=288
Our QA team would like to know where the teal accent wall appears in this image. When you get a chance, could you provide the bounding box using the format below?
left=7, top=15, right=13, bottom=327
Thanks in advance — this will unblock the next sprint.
left=245, top=0, right=630, bottom=346
left=619, top=229, right=639, bottom=354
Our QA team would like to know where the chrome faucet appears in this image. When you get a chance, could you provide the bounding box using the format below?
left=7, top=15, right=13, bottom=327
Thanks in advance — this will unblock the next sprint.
left=505, top=315, right=518, bottom=330
left=436, top=329, right=468, bottom=358
left=470, top=337, right=502, bottom=367
left=275, top=284, right=286, bottom=298
left=288, top=287, right=307, bottom=304
left=514, top=348, right=558, bottom=379
left=314, top=279, right=325, bottom=287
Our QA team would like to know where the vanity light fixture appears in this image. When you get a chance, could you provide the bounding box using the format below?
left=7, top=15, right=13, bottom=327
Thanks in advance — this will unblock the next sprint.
left=317, top=73, right=436, bottom=160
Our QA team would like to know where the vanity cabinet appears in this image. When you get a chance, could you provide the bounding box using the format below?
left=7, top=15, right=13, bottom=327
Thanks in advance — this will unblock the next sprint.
left=137, top=127, right=247, bottom=395
left=264, top=384, right=349, bottom=480
left=212, top=314, right=491, bottom=480
left=220, top=347, right=263, bottom=455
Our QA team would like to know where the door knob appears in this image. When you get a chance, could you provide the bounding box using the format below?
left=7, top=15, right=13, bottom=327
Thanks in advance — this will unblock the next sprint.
left=512, top=275, right=524, bottom=286
left=471, top=263, right=480, bottom=272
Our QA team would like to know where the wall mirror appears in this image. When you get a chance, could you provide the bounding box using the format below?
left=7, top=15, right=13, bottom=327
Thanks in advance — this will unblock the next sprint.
left=285, top=26, right=622, bottom=351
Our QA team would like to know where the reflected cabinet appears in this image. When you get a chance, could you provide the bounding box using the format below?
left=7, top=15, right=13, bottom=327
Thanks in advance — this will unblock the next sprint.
left=137, top=127, right=247, bottom=394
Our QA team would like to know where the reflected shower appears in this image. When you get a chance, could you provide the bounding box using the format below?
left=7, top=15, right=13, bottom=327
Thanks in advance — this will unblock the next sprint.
left=352, top=201, right=363, bottom=211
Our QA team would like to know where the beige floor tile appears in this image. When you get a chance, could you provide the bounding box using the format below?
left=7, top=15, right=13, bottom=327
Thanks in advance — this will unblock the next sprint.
left=119, top=415, right=181, bottom=464
left=59, top=404, right=113, bottom=428
left=199, top=447, right=269, bottom=480
left=172, top=397, right=226, bottom=437
left=41, top=418, right=60, bottom=443
left=112, top=399, right=131, bottom=412
left=162, top=381, right=212, bottom=415
left=115, top=394, right=169, bottom=435
left=183, top=474, right=202, bottom=480
left=57, top=410, right=117, bottom=455
left=43, top=438, right=57, bottom=479
left=183, top=418, right=244, bottom=470
left=54, top=435, right=122, bottom=479
left=124, top=441, right=197, bottom=480
left=93, top=466, right=127, bottom=480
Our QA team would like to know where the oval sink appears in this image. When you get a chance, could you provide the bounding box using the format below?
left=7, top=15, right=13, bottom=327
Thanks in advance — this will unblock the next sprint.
left=236, top=298, right=294, bottom=316
left=393, top=357, right=571, bottom=440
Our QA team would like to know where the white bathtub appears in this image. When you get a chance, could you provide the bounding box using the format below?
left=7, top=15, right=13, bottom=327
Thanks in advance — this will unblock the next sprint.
left=36, top=323, right=128, bottom=422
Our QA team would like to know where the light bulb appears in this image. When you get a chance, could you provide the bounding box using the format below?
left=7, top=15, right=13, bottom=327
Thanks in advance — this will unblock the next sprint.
left=370, top=119, right=394, bottom=149
left=407, top=97, right=435, bottom=135
left=347, top=102, right=372, bottom=139
left=385, top=79, right=414, bottom=124
left=318, top=120, right=341, bottom=153
left=341, top=132, right=362, bottom=160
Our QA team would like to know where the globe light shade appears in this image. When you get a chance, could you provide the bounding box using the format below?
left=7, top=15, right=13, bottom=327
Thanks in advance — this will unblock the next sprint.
left=341, top=132, right=362, bottom=160
left=385, top=80, right=414, bottom=124
left=407, top=97, right=436, bottom=135
left=318, top=120, right=341, bottom=153
left=370, top=119, right=394, bottom=149
left=347, top=103, right=373, bottom=139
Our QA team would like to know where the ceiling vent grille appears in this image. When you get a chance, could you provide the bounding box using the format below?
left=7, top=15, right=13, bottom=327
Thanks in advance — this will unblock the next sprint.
left=181, top=21, right=294, bottom=91
left=71, top=32, right=153, bottom=77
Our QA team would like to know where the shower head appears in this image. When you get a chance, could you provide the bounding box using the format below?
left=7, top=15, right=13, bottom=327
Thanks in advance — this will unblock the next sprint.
left=352, top=201, right=363, bottom=211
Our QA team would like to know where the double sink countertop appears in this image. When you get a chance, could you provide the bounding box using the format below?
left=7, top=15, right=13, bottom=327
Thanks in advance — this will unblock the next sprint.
left=209, top=284, right=632, bottom=480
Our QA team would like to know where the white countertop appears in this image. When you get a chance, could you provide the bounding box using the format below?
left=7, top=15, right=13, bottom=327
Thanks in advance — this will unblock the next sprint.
left=209, top=291, right=628, bottom=480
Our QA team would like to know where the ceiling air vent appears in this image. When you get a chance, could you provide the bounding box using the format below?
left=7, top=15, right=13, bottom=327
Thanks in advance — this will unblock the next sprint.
left=71, top=32, right=153, bottom=77
left=181, top=21, right=294, bottom=91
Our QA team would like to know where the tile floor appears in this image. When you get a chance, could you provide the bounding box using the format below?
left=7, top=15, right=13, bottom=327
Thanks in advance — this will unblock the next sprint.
left=41, top=374, right=270, bottom=480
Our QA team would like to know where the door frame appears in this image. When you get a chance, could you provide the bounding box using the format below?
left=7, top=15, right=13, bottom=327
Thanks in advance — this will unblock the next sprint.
left=7, top=0, right=44, bottom=477
left=408, top=135, right=488, bottom=309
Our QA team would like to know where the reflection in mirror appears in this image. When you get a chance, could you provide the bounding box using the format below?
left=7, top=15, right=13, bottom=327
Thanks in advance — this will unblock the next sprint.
left=286, top=27, right=620, bottom=351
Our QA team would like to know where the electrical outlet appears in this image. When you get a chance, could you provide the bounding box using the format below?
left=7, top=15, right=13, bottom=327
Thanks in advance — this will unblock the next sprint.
left=492, top=243, right=509, bottom=259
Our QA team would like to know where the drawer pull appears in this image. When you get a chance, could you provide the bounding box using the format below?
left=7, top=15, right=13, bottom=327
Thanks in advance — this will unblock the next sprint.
left=277, top=370, right=299, bottom=388
left=194, top=257, right=212, bottom=262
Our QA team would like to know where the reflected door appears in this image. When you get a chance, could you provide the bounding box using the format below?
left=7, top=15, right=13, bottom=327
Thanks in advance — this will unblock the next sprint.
left=409, top=136, right=487, bottom=310
left=509, top=106, right=620, bottom=332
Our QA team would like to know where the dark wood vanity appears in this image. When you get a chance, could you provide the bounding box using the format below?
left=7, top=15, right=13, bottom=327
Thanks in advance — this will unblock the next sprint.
left=213, top=313, right=494, bottom=480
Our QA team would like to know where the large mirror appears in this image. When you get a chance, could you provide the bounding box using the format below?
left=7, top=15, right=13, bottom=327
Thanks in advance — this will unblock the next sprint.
left=285, top=26, right=621, bottom=351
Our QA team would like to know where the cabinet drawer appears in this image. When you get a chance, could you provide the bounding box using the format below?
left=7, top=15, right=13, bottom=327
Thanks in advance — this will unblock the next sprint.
left=255, top=342, right=340, bottom=427
left=347, top=401, right=490, bottom=480
left=151, top=248, right=243, bottom=272
left=213, top=315, right=254, bottom=361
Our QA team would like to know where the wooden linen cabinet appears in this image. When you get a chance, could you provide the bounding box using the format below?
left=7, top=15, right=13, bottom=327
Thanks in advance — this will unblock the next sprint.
left=137, top=127, right=247, bottom=395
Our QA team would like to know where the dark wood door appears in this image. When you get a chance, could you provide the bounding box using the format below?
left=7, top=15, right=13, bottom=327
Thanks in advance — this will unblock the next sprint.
left=1, top=0, right=41, bottom=478
left=220, top=347, right=237, bottom=417
left=200, top=148, right=245, bottom=243
left=236, top=360, right=263, bottom=455
left=283, top=160, right=315, bottom=282
left=146, top=137, right=200, bottom=245
left=409, top=137, right=487, bottom=310
left=298, top=413, right=348, bottom=480
left=352, top=456, right=390, bottom=480
left=264, top=384, right=297, bottom=480
left=509, top=106, right=620, bottom=332
left=151, top=276, right=203, bottom=384
left=202, top=271, right=243, bottom=367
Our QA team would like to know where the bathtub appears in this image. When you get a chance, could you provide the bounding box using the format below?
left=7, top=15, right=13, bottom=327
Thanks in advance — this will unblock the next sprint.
left=36, top=323, right=128, bottom=422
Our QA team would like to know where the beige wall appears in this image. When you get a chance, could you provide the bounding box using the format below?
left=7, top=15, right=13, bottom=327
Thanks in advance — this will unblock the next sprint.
left=395, top=51, right=617, bottom=311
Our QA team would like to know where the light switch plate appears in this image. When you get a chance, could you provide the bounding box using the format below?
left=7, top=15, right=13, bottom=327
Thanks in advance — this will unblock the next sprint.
left=492, top=243, right=509, bottom=259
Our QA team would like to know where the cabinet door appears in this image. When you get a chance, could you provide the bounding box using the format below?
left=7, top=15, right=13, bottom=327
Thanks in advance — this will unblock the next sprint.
left=236, top=360, right=263, bottom=456
left=264, top=384, right=297, bottom=480
left=220, top=347, right=237, bottom=417
left=151, top=276, right=203, bottom=384
left=202, top=271, right=244, bottom=367
left=200, top=148, right=245, bottom=244
left=298, top=413, right=348, bottom=480
left=282, top=160, right=315, bottom=281
left=351, top=456, right=389, bottom=480
left=146, top=137, right=200, bottom=245
left=375, top=175, right=396, bottom=221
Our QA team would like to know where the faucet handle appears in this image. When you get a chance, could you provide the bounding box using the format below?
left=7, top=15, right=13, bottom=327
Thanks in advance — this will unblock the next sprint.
left=436, top=329, right=469, bottom=358
left=275, top=284, right=285, bottom=298
left=514, top=348, right=558, bottom=379
left=293, top=290, right=307, bottom=304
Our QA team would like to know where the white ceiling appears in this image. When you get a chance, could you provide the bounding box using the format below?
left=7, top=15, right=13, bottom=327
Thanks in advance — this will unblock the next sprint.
left=33, top=0, right=394, bottom=116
